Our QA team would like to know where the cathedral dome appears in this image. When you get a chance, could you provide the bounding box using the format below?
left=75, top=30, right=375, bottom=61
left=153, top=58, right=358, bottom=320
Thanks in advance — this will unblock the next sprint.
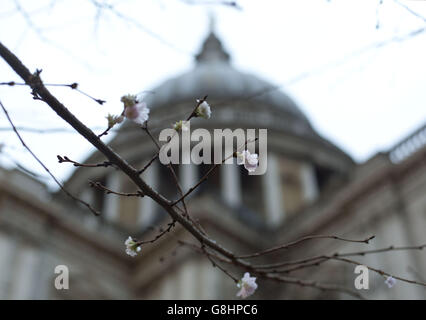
left=144, top=31, right=313, bottom=136
left=64, top=30, right=354, bottom=190
left=133, top=30, right=353, bottom=173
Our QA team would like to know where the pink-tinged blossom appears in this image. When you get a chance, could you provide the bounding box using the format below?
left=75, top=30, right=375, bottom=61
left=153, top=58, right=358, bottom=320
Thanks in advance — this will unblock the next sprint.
left=385, top=276, right=396, bottom=288
left=125, top=236, right=141, bottom=257
left=236, top=272, right=258, bottom=298
left=121, top=94, right=150, bottom=125
left=236, top=150, right=258, bottom=173
left=195, top=101, right=211, bottom=119
left=124, top=102, right=149, bottom=125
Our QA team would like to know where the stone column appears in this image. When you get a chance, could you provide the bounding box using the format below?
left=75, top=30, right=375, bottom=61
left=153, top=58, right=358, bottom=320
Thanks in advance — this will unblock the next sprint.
left=10, top=245, right=39, bottom=299
left=138, top=161, right=159, bottom=227
left=180, top=164, right=198, bottom=195
left=300, top=162, right=319, bottom=204
left=32, top=249, right=54, bottom=299
left=220, top=163, right=241, bottom=207
left=177, top=259, right=199, bottom=300
left=103, top=170, right=121, bottom=222
left=199, top=259, right=220, bottom=299
left=262, top=153, right=284, bottom=226
left=159, top=272, right=177, bottom=299
left=0, top=234, right=16, bottom=299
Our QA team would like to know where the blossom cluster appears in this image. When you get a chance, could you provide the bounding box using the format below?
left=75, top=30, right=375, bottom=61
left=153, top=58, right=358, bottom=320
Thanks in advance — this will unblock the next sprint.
left=236, top=150, right=258, bottom=173
left=125, top=236, right=141, bottom=257
left=106, top=114, right=123, bottom=128
left=236, top=272, right=258, bottom=298
left=121, top=94, right=150, bottom=125
left=173, top=100, right=211, bottom=132
left=385, top=276, right=396, bottom=288
left=195, top=101, right=211, bottom=119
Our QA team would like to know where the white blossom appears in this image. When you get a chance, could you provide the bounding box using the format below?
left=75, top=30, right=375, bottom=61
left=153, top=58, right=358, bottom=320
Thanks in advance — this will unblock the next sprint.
left=236, top=272, right=258, bottom=298
left=125, top=236, right=141, bottom=257
left=385, top=276, right=396, bottom=288
left=121, top=94, right=150, bottom=125
left=173, top=120, right=189, bottom=132
left=195, top=101, right=211, bottom=119
left=236, top=150, right=258, bottom=173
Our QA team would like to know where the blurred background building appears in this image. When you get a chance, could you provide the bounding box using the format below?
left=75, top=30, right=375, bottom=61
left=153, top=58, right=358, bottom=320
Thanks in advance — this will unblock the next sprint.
left=0, top=30, right=425, bottom=300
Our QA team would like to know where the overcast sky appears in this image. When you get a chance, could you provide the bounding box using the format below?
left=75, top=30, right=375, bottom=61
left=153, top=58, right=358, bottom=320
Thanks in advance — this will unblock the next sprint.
left=0, top=0, right=426, bottom=189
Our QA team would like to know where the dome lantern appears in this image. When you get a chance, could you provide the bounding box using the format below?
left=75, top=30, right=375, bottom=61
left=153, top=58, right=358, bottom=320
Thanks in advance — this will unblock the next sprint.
left=195, top=31, right=230, bottom=64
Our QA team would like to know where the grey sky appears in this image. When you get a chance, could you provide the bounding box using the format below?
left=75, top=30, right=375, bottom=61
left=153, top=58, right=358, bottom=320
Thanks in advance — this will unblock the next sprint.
left=0, top=0, right=426, bottom=189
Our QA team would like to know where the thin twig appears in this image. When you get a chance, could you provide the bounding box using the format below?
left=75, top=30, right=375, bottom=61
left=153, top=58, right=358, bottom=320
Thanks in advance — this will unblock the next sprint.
left=1, top=80, right=106, bottom=105
left=253, top=244, right=426, bottom=270
left=57, top=155, right=114, bottom=168
left=89, top=180, right=144, bottom=197
left=236, top=235, right=375, bottom=259
left=97, top=125, right=113, bottom=138
left=136, top=220, right=177, bottom=245
left=265, top=273, right=366, bottom=300
left=393, top=0, right=426, bottom=22
left=89, top=0, right=193, bottom=56
left=179, top=240, right=238, bottom=282
left=202, top=245, right=239, bottom=283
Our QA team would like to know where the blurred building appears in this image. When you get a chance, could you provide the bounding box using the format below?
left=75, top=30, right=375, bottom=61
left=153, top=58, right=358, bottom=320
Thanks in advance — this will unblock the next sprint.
left=0, top=30, right=425, bottom=300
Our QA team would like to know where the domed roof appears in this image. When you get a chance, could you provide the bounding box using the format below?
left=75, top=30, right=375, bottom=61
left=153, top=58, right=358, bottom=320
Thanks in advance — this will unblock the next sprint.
left=144, top=31, right=311, bottom=126
left=136, top=31, right=352, bottom=171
